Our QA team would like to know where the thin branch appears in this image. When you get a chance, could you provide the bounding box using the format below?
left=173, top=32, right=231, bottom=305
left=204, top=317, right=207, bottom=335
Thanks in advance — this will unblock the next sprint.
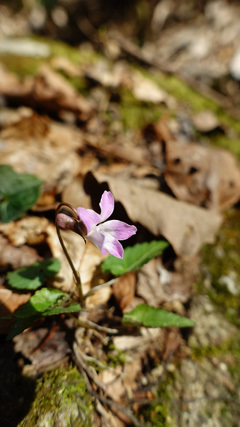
left=84, top=278, right=117, bottom=300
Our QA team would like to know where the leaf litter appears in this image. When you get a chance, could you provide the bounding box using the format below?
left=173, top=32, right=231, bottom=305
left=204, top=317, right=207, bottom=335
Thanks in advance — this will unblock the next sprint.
left=1, top=3, right=240, bottom=424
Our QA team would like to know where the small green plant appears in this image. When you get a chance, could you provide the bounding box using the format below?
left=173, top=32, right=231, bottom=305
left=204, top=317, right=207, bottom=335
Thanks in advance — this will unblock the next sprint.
left=3, top=189, right=194, bottom=339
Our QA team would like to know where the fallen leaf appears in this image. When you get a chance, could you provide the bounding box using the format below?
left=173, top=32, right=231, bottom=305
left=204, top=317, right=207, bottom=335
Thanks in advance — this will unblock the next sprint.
left=113, top=272, right=136, bottom=311
left=33, top=65, right=92, bottom=120
left=0, top=234, right=40, bottom=269
left=0, top=110, right=84, bottom=194
left=13, top=327, right=70, bottom=376
left=90, top=172, right=222, bottom=256
left=0, top=217, right=49, bottom=246
left=137, top=258, right=193, bottom=306
left=0, top=287, right=30, bottom=334
left=0, top=64, right=92, bottom=120
left=164, top=140, right=240, bottom=210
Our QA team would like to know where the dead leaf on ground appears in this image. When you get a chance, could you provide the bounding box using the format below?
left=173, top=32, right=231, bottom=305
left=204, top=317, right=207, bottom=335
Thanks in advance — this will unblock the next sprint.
left=0, top=287, right=30, bottom=334
left=164, top=140, right=240, bottom=210
left=13, top=327, right=70, bottom=377
left=90, top=172, right=222, bottom=256
left=0, top=64, right=92, bottom=120
left=113, top=272, right=136, bottom=311
left=137, top=258, right=193, bottom=306
left=0, top=217, right=49, bottom=246
left=0, top=110, right=84, bottom=194
left=0, top=234, right=40, bottom=269
left=79, top=241, right=110, bottom=308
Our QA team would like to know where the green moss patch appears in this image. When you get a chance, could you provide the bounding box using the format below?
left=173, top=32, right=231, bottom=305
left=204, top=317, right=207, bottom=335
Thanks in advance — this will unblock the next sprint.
left=19, top=365, right=93, bottom=426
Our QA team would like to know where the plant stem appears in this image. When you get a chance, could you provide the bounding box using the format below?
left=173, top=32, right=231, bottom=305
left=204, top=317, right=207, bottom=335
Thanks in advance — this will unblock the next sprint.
left=55, top=203, right=85, bottom=308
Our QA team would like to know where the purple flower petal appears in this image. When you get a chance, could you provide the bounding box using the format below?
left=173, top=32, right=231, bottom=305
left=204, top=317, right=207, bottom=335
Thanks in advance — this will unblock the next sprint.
left=102, top=235, right=124, bottom=258
left=99, top=191, right=114, bottom=222
left=87, top=231, right=105, bottom=253
left=77, top=207, right=100, bottom=234
left=97, top=220, right=137, bottom=241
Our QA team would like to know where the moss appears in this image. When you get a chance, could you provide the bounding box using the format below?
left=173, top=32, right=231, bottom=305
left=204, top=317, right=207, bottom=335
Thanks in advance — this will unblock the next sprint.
left=0, top=54, right=45, bottom=77
left=120, top=89, right=167, bottom=130
left=136, top=375, right=175, bottom=427
left=198, top=209, right=240, bottom=326
left=19, top=365, right=94, bottom=426
left=0, top=36, right=101, bottom=78
left=106, top=344, right=127, bottom=367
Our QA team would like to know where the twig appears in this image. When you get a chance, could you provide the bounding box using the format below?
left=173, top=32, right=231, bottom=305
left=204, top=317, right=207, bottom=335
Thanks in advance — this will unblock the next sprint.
left=73, top=342, right=107, bottom=392
left=84, top=278, right=118, bottom=299
left=77, top=316, right=118, bottom=335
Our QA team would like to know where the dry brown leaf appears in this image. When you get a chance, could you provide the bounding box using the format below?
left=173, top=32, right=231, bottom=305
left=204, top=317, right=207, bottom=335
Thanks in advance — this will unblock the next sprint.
left=0, top=217, right=49, bottom=246
left=113, top=272, right=136, bottom=311
left=79, top=241, right=110, bottom=308
left=0, top=64, right=92, bottom=120
left=62, top=173, right=96, bottom=210
left=0, top=110, right=84, bottom=193
left=137, top=258, right=193, bottom=306
left=164, top=140, right=240, bottom=210
left=0, top=287, right=30, bottom=334
left=0, top=63, right=32, bottom=98
left=33, top=65, right=92, bottom=120
left=91, top=172, right=222, bottom=256
left=0, top=234, right=40, bottom=269
left=13, top=327, right=70, bottom=376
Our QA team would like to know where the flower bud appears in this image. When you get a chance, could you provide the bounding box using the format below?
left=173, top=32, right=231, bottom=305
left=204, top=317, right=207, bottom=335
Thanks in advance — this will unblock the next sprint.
left=56, top=213, right=76, bottom=231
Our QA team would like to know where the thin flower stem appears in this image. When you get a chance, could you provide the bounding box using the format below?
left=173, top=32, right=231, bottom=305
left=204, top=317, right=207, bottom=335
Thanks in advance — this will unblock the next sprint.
left=55, top=203, right=85, bottom=308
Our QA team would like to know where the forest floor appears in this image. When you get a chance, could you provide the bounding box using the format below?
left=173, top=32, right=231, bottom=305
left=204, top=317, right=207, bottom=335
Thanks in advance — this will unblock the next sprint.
left=0, top=1, right=240, bottom=426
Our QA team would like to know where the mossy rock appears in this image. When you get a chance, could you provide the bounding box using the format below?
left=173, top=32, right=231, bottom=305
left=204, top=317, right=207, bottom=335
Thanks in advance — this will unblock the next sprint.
left=19, top=365, right=94, bottom=427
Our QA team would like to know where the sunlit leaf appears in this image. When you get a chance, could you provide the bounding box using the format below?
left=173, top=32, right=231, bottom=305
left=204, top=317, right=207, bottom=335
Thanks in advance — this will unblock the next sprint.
left=14, top=288, right=65, bottom=317
left=7, top=288, right=81, bottom=339
left=7, top=258, right=61, bottom=290
left=102, top=240, right=168, bottom=276
left=42, top=303, right=81, bottom=316
left=0, top=164, right=42, bottom=223
left=123, top=304, right=195, bottom=328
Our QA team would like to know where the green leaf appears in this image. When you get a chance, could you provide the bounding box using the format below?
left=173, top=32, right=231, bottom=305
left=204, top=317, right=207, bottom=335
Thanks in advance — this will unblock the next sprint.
left=14, top=288, right=65, bottom=318
left=102, top=240, right=169, bottom=276
left=42, top=303, right=81, bottom=316
left=7, top=288, right=81, bottom=340
left=7, top=258, right=61, bottom=290
left=0, top=164, right=42, bottom=223
left=123, top=304, right=195, bottom=328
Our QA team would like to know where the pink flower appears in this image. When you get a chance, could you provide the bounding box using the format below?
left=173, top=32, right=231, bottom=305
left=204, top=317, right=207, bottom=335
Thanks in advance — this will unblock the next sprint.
left=77, top=191, right=137, bottom=259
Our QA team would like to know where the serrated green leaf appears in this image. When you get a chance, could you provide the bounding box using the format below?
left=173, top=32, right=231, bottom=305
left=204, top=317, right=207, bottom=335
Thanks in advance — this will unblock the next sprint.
left=0, top=164, right=42, bottom=223
left=102, top=240, right=169, bottom=276
left=7, top=258, right=61, bottom=290
left=123, top=304, right=195, bottom=328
